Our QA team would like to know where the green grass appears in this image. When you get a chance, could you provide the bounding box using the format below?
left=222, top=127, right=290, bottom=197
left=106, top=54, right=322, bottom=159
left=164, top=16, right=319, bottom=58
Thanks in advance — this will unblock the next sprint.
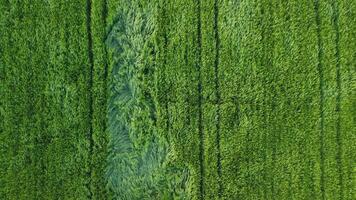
left=0, top=0, right=354, bottom=199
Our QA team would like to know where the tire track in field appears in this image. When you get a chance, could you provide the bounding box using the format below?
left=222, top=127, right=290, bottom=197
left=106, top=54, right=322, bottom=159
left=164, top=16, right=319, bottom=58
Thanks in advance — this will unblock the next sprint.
left=196, top=0, right=204, bottom=199
left=85, top=0, right=94, bottom=198
left=213, top=0, right=222, bottom=198
left=162, top=0, right=170, bottom=140
left=102, top=0, right=109, bottom=154
left=331, top=1, right=343, bottom=198
left=283, top=4, right=294, bottom=197
left=262, top=2, right=274, bottom=198
left=313, top=1, right=326, bottom=199
left=103, top=0, right=109, bottom=96
left=259, top=4, right=267, bottom=199
left=101, top=0, right=109, bottom=198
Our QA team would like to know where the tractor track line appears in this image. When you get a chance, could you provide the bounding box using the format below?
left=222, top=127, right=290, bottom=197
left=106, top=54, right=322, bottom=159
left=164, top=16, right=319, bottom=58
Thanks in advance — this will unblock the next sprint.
left=213, top=0, right=223, bottom=198
left=103, top=0, right=109, bottom=96
left=313, top=0, right=326, bottom=199
left=331, top=0, right=343, bottom=198
left=85, top=0, right=94, bottom=198
left=196, top=0, right=204, bottom=199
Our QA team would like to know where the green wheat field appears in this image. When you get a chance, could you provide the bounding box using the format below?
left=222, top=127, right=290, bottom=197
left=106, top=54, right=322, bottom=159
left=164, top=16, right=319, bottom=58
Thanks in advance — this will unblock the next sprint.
left=0, top=0, right=355, bottom=199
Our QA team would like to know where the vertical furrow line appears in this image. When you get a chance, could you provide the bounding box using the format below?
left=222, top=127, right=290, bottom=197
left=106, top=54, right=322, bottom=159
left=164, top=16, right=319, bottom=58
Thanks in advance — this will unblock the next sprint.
left=162, top=0, right=170, bottom=141
left=85, top=0, right=94, bottom=198
left=103, top=0, right=109, bottom=97
left=102, top=0, right=109, bottom=158
left=313, top=0, right=325, bottom=199
left=196, top=0, right=204, bottom=199
left=331, top=1, right=343, bottom=198
left=262, top=1, right=274, bottom=198
left=213, top=0, right=222, bottom=198
left=102, top=0, right=109, bottom=198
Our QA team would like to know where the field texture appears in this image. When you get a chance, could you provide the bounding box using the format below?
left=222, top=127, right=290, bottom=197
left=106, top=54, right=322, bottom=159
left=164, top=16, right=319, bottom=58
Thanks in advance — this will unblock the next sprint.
left=0, top=0, right=355, bottom=199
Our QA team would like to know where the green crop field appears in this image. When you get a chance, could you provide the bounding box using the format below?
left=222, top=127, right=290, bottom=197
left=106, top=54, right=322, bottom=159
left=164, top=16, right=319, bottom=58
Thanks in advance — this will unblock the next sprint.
left=0, top=0, right=354, bottom=199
